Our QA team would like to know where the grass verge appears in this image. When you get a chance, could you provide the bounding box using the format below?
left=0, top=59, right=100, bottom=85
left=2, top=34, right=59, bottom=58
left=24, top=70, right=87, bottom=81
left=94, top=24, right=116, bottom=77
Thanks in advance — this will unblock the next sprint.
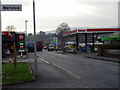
left=2, top=62, right=34, bottom=84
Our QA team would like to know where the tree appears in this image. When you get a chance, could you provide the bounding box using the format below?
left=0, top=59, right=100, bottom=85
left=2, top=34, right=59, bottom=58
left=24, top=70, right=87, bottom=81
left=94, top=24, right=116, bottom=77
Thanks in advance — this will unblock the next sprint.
left=56, top=23, right=70, bottom=35
left=28, top=33, right=32, bottom=36
left=39, top=31, right=46, bottom=35
left=56, top=23, right=70, bottom=47
left=6, top=25, right=16, bottom=31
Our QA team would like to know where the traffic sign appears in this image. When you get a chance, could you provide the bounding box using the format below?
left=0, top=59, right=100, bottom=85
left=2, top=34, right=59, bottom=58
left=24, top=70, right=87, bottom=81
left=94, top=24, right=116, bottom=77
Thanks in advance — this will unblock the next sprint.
left=1, top=4, right=22, bottom=11
left=19, top=34, right=24, bottom=40
left=18, top=50, right=25, bottom=52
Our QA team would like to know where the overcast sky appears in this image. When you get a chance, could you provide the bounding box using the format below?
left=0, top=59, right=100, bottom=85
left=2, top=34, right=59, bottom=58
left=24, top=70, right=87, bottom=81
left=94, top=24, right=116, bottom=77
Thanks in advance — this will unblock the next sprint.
left=1, top=0, right=119, bottom=34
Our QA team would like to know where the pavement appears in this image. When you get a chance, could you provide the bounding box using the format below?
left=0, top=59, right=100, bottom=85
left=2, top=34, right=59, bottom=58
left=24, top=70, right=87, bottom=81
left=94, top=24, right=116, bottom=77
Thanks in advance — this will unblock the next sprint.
left=83, top=53, right=119, bottom=63
left=56, top=50, right=119, bottom=63
left=2, top=55, right=28, bottom=63
left=56, top=50, right=66, bottom=54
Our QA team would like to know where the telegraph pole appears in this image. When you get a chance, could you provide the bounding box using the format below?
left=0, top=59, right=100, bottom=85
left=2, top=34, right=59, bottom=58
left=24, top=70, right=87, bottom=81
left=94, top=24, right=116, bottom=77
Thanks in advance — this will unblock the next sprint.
left=33, top=0, right=37, bottom=76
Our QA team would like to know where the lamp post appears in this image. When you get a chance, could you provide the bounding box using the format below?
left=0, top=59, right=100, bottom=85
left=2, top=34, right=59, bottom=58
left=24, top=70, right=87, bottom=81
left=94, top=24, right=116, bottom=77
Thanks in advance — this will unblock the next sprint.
left=33, top=0, right=37, bottom=76
left=25, top=20, right=28, bottom=35
left=25, top=20, right=28, bottom=45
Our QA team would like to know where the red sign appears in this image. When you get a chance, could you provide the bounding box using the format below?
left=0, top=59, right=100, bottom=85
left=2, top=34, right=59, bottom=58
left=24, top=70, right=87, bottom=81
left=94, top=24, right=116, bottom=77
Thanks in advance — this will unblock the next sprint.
left=2, top=32, right=8, bottom=35
left=2, top=32, right=13, bottom=39
left=8, top=32, right=13, bottom=39
left=19, top=34, right=24, bottom=40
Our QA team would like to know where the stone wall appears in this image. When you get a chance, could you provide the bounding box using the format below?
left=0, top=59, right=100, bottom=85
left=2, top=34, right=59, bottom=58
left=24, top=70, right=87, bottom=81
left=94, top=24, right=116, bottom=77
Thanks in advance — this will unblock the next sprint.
left=97, top=44, right=120, bottom=58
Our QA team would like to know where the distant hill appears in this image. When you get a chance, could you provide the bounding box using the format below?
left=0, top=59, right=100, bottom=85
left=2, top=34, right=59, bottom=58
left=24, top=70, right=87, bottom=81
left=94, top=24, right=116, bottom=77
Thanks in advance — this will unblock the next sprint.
left=44, top=26, right=119, bottom=34
left=45, top=30, right=56, bottom=34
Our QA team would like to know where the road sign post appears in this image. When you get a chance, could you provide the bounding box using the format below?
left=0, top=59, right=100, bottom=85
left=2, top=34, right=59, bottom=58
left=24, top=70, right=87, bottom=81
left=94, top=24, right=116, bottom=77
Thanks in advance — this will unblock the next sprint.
left=0, top=3, right=22, bottom=84
left=0, top=0, right=2, bottom=89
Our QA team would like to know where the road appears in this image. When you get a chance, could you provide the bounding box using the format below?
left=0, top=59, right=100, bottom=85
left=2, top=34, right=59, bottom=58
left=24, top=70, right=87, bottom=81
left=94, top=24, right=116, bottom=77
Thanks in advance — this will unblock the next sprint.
left=3, top=50, right=119, bottom=88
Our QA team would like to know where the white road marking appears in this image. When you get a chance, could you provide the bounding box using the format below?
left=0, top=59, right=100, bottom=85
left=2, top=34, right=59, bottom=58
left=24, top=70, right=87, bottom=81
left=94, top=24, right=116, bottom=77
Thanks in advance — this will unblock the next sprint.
left=37, top=54, right=81, bottom=80
left=106, top=68, right=118, bottom=72
left=37, top=54, right=50, bottom=64
left=48, top=52, right=66, bottom=57
left=40, top=58, right=50, bottom=64
left=53, top=63, right=81, bottom=80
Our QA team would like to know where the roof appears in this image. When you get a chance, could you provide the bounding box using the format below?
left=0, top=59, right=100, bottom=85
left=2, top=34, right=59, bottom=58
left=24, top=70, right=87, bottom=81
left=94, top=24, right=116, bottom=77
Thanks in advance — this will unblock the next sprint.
left=63, top=28, right=120, bottom=36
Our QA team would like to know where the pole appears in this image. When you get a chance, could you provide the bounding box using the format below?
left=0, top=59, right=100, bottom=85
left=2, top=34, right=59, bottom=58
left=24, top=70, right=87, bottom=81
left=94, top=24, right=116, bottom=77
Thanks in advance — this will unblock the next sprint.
left=25, top=20, right=28, bottom=49
left=85, top=33, right=87, bottom=52
left=14, top=42, right=17, bottom=67
left=76, top=33, right=79, bottom=51
left=25, top=20, right=28, bottom=35
left=0, top=0, right=2, bottom=88
left=33, top=0, right=37, bottom=76
left=92, top=33, right=95, bottom=52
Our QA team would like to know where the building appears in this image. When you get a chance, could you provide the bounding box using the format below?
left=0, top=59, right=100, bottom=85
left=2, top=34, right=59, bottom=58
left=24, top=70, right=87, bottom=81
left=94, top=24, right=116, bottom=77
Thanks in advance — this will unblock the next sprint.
left=2, top=31, right=25, bottom=57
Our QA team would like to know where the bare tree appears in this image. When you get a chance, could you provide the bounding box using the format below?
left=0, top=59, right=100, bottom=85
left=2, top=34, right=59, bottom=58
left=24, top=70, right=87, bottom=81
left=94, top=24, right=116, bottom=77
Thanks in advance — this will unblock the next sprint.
left=56, top=23, right=70, bottom=48
left=6, top=25, right=16, bottom=31
left=56, top=23, right=70, bottom=35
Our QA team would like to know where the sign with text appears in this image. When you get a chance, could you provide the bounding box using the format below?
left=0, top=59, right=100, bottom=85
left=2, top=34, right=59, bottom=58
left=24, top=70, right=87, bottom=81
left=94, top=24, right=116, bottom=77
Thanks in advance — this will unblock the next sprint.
left=1, top=4, right=22, bottom=11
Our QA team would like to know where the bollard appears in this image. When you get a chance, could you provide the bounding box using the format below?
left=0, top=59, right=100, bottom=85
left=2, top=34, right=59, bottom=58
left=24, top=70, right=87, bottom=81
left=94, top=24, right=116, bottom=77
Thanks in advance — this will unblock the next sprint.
left=9, top=56, right=11, bottom=63
left=20, top=52, right=23, bottom=57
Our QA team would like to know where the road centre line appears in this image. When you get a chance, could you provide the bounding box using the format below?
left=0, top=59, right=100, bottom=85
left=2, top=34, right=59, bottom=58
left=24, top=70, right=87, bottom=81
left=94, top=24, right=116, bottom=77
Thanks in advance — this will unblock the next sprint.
left=48, top=52, right=65, bottom=57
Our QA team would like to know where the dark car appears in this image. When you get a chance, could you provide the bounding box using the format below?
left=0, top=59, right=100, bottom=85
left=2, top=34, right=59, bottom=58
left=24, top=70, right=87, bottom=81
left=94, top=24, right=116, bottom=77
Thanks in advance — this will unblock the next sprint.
left=27, top=43, right=34, bottom=52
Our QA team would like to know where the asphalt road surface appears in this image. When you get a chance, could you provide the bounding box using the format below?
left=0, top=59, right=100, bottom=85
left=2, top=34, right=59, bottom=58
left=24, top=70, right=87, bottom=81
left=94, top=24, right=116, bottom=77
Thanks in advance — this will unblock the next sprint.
left=3, top=50, right=119, bottom=88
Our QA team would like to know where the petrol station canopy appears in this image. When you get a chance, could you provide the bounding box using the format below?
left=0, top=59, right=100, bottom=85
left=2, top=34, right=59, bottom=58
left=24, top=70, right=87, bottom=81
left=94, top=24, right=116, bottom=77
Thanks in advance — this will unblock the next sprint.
left=63, top=28, right=120, bottom=36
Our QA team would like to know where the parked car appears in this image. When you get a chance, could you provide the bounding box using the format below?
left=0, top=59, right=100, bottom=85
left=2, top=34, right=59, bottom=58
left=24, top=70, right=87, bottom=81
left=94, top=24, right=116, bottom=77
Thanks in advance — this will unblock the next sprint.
left=63, top=45, right=77, bottom=54
left=48, top=45, right=54, bottom=51
left=2, top=48, right=10, bottom=58
left=43, top=46, right=48, bottom=50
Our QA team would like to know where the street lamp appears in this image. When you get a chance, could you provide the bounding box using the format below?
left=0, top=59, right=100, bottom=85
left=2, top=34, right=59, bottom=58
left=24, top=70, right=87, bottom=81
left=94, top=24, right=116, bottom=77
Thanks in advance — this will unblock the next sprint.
left=25, top=20, right=28, bottom=47
left=25, top=20, right=28, bottom=35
